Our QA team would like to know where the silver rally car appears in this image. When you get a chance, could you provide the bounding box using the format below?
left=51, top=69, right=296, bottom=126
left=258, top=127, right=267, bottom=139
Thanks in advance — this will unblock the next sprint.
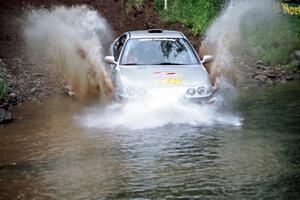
left=104, top=29, right=216, bottom=103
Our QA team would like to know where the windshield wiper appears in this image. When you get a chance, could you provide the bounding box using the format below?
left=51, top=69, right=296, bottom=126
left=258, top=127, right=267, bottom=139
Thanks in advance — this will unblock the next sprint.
left=153, top=62, right=183, bottom=65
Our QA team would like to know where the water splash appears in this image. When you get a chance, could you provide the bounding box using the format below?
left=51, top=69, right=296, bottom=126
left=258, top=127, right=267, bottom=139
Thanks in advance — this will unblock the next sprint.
left=23, top=5, right=113, bottom=100
left=79, top=95, right=242, bottom=130
left=200, top=0, right=274, bottom=85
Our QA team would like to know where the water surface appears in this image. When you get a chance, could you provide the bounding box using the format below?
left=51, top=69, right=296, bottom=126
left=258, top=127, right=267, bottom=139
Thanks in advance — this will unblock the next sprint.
left=0, top=83, right=300, bottom=199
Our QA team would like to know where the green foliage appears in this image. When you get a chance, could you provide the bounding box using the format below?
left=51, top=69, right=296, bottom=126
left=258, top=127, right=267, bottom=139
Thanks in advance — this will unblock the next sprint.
left=126, top=0, right=145, bottom=14
left=285, top=62, right=299, bottom=71
left=240, top=14, right=300, bottom=66
left=154, top=0, right=164, bottom=11
left=0, top=73, right=9, bottom=100
left=155, top=0, right=225, bottom=35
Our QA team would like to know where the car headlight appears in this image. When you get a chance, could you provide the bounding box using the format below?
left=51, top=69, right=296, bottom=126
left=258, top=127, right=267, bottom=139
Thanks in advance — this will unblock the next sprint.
left=186, top=88, right=196, bottom=96
left=197, top=86, right=206, bottom=95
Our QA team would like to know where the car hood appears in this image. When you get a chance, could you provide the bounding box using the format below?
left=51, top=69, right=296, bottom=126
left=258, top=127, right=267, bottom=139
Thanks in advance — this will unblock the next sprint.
left=118, top=65, right=211, bottom=87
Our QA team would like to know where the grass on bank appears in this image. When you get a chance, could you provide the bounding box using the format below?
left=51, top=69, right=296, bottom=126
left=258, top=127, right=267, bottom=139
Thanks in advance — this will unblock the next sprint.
left=125, top=0, right=225, bottom=34
left=154, top=0, right=225, bottom=35
left=240, top=15, right=300, bottom=69
left=0, top=73, right=9, bottom=101
left=125, top=0, right=145, bottom=14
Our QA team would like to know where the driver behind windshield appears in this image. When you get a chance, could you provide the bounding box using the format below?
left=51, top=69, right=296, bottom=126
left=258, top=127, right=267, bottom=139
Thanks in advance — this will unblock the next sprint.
left=121, top=38, right=199, bottom=65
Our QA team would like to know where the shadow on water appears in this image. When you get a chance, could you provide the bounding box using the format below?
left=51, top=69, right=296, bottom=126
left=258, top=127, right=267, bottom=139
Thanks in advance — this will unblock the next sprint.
left=0, top=82, right=300, bottom=199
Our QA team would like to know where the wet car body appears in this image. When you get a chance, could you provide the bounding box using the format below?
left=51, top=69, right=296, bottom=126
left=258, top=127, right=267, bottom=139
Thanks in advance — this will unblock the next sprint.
left=104, top=29, right=216, bottom=103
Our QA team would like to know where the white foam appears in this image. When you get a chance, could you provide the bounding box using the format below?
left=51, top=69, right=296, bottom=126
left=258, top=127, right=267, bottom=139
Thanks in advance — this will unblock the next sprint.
left=79, top=92, right=242, bottom=130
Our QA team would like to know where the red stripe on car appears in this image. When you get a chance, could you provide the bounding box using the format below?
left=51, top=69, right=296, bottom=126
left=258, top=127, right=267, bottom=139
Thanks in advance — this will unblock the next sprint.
left=153, top=71, right=176, bottom=75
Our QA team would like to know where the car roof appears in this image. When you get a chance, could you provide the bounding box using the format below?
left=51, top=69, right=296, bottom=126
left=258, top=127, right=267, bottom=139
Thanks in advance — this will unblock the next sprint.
left=127, top=29, right=186, bottom=39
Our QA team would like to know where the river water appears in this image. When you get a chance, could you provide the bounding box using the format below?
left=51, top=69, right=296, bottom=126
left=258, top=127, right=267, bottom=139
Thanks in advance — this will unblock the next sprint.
left=0, top=83, right=300, bottom=199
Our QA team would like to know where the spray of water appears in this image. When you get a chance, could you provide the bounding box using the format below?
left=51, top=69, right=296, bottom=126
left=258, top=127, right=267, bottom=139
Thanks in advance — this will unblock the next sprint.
left=24, top=5, right=113, bottom=100
left=79, top=97, right=242, bottom=130
left=200, top=0, right=274, bottom=85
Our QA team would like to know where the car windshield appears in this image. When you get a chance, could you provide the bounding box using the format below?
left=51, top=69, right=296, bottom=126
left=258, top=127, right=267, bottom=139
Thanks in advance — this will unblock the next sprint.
left=120, top=38, right=199, bottom=65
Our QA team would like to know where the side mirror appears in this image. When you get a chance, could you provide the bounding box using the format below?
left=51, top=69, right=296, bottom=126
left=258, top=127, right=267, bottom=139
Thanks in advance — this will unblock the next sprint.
left=202, top=55, right=214, bottom=64
left=104, top=56, right=116, bottom=64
